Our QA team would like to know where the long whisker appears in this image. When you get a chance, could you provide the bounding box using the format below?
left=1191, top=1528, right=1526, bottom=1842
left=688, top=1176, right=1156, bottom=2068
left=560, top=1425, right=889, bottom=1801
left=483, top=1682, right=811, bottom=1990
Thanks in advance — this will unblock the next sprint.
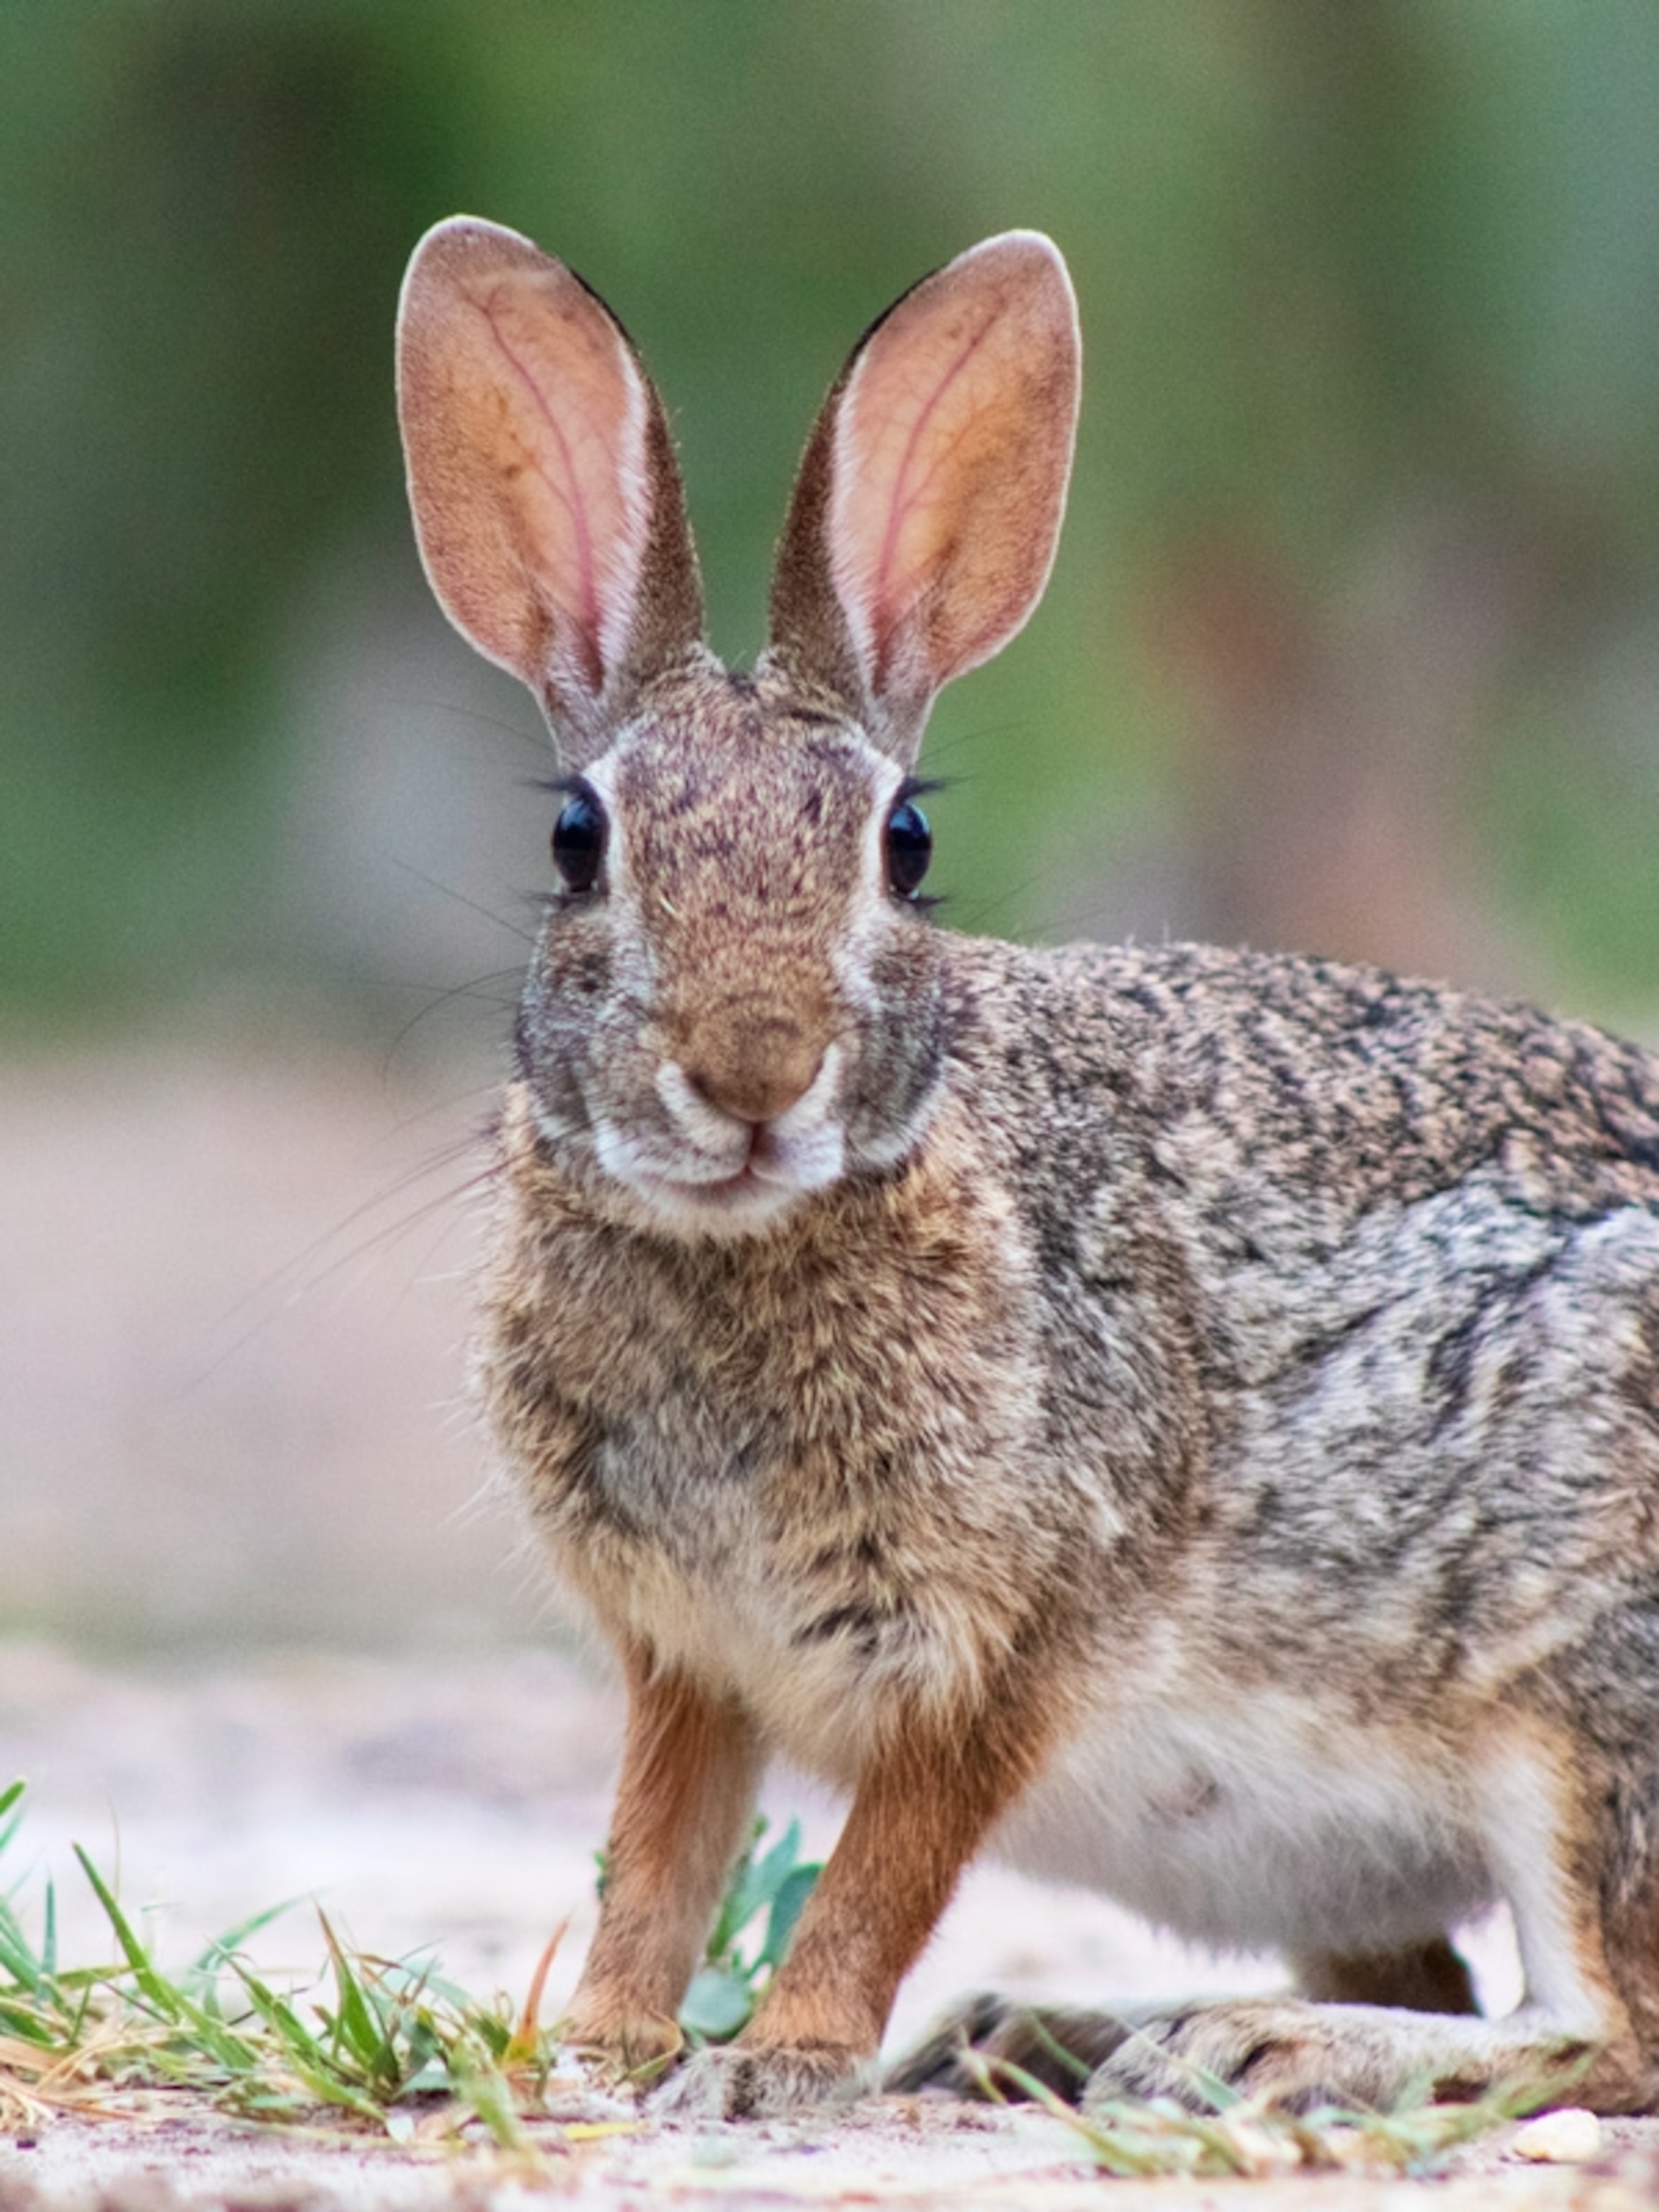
left=183, top=1151, right=500, bottom=1393
left=186, top=1125, right=497, bottom=1374
left=380, top=969, right=525, bottom=1077
left=387, top=858, right=540, bottom=947
left=392, top=694, right=547, bottom=757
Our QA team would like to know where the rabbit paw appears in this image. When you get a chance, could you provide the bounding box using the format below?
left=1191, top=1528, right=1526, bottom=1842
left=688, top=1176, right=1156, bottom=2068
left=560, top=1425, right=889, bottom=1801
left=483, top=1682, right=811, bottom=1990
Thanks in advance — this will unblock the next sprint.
left=560, top=1998, right=683, bottom=2086
left=1084, top=2000, right=1401, bottom=2115
left=886, top=1992, right=1141, bottom=2103
left=652, top=2040, right=873, bottom=2121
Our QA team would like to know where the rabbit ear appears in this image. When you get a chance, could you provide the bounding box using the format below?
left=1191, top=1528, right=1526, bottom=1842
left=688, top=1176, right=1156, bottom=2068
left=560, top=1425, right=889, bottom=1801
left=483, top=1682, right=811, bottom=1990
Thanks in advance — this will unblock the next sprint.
left=396, top=217, right=703, bottom=762
left=767, top=233, right=1079, bottom=764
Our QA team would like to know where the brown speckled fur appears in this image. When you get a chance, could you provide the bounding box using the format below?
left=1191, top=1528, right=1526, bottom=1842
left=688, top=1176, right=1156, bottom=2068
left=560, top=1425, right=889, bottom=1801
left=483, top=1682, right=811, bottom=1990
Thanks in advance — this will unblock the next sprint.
left=397, top=219, right=1659, bottom=2120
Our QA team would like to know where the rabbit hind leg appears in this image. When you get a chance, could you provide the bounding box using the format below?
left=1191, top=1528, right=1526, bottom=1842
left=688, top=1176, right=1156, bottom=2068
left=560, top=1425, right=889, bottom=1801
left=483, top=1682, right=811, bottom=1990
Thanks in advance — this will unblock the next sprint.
left=884, top=1941, right=1479, bottom=2110
left=1082, top=1714, right=1650, bottom=2116
left=885, top=1993, right=1154, bottom=2103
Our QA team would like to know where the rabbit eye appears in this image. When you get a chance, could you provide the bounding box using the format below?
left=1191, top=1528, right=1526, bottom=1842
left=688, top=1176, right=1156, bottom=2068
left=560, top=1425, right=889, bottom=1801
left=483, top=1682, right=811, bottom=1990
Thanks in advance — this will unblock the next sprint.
left=884, top=798, right=932, bottom=899
left=551, top=790, right=606, bottom=894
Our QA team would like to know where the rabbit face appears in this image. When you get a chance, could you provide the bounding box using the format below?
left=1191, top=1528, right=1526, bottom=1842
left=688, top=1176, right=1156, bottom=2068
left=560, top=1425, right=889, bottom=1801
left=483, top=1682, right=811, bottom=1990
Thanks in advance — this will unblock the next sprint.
left=514, top=665, right=949, bottom=1235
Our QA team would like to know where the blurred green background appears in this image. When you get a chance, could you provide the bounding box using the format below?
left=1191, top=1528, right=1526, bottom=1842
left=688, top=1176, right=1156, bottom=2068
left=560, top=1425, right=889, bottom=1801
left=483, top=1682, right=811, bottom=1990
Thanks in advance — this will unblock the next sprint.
left=7, top=0, right=1659, bottom=1035
left=7, top=1, right=1659, bottom=1653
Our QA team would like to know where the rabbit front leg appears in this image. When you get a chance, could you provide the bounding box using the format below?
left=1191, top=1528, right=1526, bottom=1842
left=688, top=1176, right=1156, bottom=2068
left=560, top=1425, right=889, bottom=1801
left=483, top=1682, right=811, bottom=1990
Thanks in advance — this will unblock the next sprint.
left=655, top=1699, right=1046, bottom=2120
left=565, top=1646, right=763, bottom=2078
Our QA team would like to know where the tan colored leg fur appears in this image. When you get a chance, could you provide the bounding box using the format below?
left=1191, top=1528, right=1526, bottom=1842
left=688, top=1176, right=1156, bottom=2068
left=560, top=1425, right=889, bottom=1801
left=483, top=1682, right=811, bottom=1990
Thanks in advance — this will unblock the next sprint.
left=884, top=1946, right=1481, bottom=2109
left=565, top=1649, right=761, bottom=2073
left=891, top=1719, right=1659, bottom=2116
left=657, top=1697, right=1053, bottom=2118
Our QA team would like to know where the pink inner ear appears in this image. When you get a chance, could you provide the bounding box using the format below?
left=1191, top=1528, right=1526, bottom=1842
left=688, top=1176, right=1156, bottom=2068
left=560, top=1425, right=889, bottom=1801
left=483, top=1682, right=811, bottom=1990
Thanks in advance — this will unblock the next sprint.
left=458, top=265, right=650, bottom=703
left=398, top=220, right=653, bottom=719
left=824, top=233, right=1079, bottom=716
left=838, top=305, right=1004, bottom=695
left=469, top=285, right=609, bottom=693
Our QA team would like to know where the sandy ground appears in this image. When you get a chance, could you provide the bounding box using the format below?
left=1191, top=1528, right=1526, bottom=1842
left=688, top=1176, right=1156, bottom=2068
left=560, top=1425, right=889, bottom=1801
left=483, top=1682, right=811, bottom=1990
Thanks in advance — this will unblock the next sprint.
left=4, top=1048, right=1659, bottom=2203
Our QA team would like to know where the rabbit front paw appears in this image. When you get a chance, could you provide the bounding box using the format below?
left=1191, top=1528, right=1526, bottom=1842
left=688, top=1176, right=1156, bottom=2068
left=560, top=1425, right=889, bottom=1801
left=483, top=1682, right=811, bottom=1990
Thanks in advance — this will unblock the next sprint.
left=652, top=2039, right=874, bottom=2121
left=561, top=1996, right=684, bottom=2085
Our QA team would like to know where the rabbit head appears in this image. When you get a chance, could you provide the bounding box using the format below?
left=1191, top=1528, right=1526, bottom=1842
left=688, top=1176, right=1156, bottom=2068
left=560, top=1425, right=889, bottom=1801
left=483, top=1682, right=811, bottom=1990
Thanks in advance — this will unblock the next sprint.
left=397, top=219, right=1079, bottom=1233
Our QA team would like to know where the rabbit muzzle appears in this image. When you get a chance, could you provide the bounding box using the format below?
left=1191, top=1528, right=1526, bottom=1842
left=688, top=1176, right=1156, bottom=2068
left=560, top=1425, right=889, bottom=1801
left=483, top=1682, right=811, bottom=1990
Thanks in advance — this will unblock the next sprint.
left=588, top=1014, right=850, bottom=1232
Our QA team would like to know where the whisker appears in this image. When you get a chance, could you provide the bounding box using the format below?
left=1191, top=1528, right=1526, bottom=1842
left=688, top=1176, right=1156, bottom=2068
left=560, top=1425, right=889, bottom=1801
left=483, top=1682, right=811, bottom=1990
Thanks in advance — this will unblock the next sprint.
left=196, top=1124, right=490, bottom=1332
left=379, top=969, right=526, bottom=1078
left=389, top=693, right=549, bottom=758
left=182, top=1148, right=502, bottom=1392
left=387, top=857, right=539, bottom=947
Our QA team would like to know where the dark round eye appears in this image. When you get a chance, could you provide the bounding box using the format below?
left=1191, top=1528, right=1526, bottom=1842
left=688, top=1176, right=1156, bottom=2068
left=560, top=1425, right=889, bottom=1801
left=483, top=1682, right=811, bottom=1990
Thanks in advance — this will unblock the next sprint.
left=884, top=798, right=932, bottom=899
left=551, top=791, right=606, bottom=894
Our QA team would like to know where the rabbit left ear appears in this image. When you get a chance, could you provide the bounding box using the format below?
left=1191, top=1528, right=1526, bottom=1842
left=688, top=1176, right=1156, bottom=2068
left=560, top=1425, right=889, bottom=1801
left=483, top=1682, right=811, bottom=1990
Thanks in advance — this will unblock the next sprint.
left=767, top=232, right=1080, bottom=765
left=396, top=217, right=704, bottom=764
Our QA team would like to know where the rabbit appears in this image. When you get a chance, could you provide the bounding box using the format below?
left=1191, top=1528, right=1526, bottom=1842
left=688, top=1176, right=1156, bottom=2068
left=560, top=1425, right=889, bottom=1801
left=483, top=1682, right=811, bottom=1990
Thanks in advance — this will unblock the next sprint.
left=395, top=214, right=1659, bottom=2124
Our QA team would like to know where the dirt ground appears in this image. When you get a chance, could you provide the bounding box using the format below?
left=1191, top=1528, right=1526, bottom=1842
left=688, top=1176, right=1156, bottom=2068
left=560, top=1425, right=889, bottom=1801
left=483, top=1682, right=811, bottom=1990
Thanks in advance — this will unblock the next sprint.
left=4, top=1048, right=1659, bottom=2206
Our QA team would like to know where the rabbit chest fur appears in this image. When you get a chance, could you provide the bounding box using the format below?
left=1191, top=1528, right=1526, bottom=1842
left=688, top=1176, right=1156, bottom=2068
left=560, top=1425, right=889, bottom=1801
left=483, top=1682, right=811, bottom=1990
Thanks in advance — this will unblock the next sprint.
left=399, top=215, right=1659, bottom=2117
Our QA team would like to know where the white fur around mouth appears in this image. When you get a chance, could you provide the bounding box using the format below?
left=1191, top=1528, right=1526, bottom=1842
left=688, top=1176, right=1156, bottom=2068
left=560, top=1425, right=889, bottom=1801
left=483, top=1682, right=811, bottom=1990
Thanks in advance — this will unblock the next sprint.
left=582, top=1050, right=841, bottom=1232
left=591, top=1125, right=844, bottom=1232
left=586, top=1093, right=845, bottom=1237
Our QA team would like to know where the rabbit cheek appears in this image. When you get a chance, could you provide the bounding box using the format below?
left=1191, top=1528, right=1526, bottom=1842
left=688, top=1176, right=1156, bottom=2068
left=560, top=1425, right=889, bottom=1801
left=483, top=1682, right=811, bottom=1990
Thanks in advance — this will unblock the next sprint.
left=835, top=934, right=950, bottom=1173
left=514, top=940, right=615, bottom=1142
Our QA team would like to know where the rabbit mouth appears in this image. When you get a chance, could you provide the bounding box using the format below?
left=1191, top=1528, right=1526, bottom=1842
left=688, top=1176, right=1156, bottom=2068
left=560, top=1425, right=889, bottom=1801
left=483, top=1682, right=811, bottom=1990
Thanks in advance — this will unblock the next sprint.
left=590, top=1115, right=847, bottom=1234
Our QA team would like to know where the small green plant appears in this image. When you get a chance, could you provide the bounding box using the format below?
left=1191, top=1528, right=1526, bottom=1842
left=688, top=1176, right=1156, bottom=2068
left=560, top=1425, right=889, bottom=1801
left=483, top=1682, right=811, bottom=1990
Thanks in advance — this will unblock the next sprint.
left=0, top=1778, right=612, bottom=2155
left=0, top=1778, right=822, bottom=2146
left=677, top=1817, right=821, bottom=2044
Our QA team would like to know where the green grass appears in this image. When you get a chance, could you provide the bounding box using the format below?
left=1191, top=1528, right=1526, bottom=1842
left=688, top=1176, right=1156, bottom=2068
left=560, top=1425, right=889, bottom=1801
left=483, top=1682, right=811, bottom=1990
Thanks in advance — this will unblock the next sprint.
left=0, top=1777, right=624, bottom=2156
left=675, top=1815, right=821, bottom=2046
left=0, top=1781, right=822, bottom=2152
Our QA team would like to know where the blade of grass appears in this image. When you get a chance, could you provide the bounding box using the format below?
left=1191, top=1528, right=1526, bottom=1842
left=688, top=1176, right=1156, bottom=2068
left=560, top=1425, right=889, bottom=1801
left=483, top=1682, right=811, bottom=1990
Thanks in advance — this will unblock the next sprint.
left=506, top=1922, right=566, bottom=2066
left=72, top=1846, right=180, bottom=2024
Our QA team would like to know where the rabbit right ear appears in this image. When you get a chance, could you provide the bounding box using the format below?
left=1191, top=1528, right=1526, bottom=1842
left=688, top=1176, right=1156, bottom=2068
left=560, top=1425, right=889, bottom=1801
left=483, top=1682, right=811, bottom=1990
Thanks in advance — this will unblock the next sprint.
left=767, top=233, right=1080, bottom=765
left=396, top=218, right=703, bottom=763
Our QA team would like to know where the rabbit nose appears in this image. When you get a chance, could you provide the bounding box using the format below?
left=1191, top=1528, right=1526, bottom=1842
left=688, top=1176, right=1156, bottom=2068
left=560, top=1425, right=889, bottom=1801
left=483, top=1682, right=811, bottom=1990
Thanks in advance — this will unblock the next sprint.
left=681, top=1017, right=825, bottom=1127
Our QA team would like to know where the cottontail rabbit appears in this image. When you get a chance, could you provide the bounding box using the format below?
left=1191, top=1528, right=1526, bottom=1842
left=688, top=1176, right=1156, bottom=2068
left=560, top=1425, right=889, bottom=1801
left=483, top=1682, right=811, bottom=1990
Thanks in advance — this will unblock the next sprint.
left=396, top=217, right=1659, bottom=2121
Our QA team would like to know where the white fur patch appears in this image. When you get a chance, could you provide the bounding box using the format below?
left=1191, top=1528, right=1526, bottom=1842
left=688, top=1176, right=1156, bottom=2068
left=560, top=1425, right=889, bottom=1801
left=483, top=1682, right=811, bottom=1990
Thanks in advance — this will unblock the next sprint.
left=997, top=1679, right=1491, bottom=1957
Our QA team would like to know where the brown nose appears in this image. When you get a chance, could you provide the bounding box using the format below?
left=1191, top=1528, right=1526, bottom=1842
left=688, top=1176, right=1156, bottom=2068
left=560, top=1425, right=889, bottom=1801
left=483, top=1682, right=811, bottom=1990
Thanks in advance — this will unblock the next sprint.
left=682, top=1012, right=824, bottom=1125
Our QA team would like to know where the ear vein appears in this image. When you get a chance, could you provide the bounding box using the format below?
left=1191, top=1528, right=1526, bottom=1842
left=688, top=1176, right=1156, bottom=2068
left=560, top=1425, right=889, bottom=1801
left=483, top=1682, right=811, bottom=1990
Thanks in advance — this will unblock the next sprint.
left=868, top=307, right=999, bottom=655
left=470, top=287, right=603, bottom=688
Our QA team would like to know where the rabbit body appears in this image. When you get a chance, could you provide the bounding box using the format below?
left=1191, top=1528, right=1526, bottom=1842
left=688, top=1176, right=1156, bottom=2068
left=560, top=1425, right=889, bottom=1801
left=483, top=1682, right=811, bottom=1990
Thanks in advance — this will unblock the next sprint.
left=485, top=917, right=1659, bottom=1936
left=397, top=217, right=1659, bottom=2118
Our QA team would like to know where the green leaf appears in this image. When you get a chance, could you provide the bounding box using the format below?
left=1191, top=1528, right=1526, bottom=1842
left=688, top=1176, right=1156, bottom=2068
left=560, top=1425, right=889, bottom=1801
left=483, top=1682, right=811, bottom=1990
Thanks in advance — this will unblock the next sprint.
left=729, top=1818, right=801, bottom=1935
left=0, top=1897, right=45, bottom=1994
left=188, top=1896, right=302, bottom=1984
left=757, top=1862, right=818, bottom=1970
left=678, top=1964, right=753, bottom=2041
left=320, top=1915, right=390, bottom=2074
